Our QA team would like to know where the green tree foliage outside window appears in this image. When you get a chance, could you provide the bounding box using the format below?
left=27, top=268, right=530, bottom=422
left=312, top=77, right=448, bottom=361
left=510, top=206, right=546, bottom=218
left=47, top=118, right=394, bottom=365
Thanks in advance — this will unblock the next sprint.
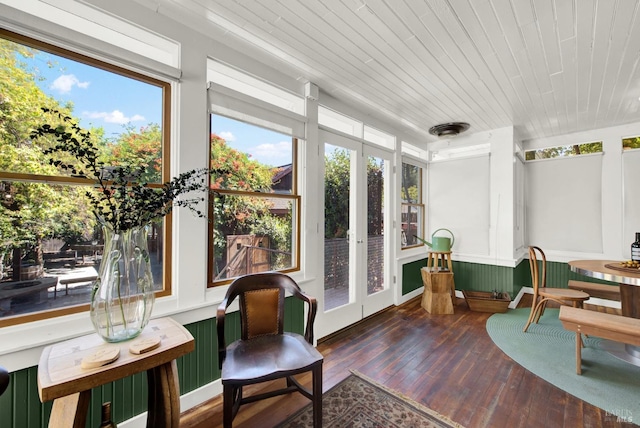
left=0, top=32, right=166, bottom=299
left=323, top=147, right=385, bottom=239
left=209, top=132, right=294, bottom=281
left=525, top=142, right=602, bottom=160
left=622, top=137, right=640, bottom=150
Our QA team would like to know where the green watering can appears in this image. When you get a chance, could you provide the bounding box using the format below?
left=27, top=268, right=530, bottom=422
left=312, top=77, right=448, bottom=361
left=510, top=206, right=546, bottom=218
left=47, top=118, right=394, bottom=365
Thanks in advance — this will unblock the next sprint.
left=414, top=228, right=455, bottom=252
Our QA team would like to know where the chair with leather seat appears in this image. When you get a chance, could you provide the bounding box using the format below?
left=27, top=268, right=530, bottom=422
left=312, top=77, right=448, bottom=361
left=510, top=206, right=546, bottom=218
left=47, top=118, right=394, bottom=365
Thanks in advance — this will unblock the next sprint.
left=523, top=246, right=590, bottom=332
left=217, top=272, right=323, bottom=427
left=0, top=366, right=8, bottom=397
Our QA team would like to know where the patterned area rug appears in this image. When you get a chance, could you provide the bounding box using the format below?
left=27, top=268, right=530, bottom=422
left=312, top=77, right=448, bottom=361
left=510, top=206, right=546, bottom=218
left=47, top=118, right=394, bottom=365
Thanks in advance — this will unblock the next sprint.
left=278, top=371, right=464, bottom=427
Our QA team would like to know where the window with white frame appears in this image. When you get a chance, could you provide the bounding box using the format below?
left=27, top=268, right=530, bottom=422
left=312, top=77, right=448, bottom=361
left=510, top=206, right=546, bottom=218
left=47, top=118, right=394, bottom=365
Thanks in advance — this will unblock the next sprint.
left=207, top=62, right=304, bottom=285
left=401, top=142, right=427, bottom=249
left=525, top=141, right=602, bottom=160
left=622, top=135, right=640, bottom=151
left=0, top=28, right=171, bottom=326
left=400, top=162, right=424, bottom=248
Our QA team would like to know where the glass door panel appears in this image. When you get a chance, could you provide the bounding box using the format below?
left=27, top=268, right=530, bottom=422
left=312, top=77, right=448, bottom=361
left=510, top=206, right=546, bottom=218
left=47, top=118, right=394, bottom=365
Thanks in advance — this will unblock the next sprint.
left=324, top=142, right=354, bottom=311
left=317, top=130, right=393, bottom=337
left=366, top=154, right=385, bottom=297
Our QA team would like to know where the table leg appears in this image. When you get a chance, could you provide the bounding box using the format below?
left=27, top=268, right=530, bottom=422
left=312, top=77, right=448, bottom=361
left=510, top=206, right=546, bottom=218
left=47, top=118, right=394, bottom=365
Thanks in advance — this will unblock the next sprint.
left=620, top=283, right=640, bottom=318
left=146, top=360, right=180, bottom=428
left=48, top=391, right=90, bottom=428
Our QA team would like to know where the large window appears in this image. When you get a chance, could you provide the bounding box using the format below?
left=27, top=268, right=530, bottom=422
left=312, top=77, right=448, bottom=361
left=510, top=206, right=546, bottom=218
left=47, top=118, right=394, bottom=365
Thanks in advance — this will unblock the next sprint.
left=0, top=29, right=170, bottom=325
left=206, top=61, right=304, bottom=285
left=400, top=162, right=424, bottom=249
left=208, top=115, right=299, bottom=284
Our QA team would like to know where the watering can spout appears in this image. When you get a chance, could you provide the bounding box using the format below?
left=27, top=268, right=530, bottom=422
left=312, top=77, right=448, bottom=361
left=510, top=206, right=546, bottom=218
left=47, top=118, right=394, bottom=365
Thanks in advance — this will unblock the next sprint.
left=413, top=235, right=433, bottom=248
left=414, top=229, right=455, bottom=252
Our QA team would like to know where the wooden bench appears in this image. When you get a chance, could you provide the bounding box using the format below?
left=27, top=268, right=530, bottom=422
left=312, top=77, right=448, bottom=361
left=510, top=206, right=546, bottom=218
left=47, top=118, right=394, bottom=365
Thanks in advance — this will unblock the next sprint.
left=567, top=280, right=621, bottom=301
left=559, top=306, right=640, bottom=374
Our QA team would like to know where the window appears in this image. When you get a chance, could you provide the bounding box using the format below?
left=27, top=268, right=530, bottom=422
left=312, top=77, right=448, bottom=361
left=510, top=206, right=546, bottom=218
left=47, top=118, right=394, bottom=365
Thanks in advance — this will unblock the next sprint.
left=622, top=135, right=640, bottom=150
left=525, top=141, right=602, bottom=160
left=207, top=61, right=304, bottom=285
left=208, top=115, right=299, bottom=284
left=400, top=162, right=424, bottom=249
left=0, top=29, right=170, bottom=326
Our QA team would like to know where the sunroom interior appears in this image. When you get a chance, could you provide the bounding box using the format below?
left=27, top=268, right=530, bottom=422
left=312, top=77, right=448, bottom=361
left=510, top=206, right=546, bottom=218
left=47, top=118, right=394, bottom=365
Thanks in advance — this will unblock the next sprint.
left=1, top=0, right=640, bottom=427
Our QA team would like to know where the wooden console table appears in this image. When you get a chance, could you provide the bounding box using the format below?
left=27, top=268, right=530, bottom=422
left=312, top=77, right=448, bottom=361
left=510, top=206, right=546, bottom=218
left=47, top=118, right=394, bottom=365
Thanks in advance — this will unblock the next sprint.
left=38, top=317, right=194, bottom=428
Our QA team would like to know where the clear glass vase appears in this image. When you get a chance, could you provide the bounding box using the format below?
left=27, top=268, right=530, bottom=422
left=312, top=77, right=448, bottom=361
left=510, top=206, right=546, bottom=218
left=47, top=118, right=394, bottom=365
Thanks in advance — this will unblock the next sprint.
left=90, top=223, right=155, bottom=342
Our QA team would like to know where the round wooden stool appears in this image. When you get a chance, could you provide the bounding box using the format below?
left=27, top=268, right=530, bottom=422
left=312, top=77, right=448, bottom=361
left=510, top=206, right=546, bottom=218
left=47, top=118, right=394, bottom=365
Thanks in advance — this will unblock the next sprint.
left=426, top=251, right=453, bottom=272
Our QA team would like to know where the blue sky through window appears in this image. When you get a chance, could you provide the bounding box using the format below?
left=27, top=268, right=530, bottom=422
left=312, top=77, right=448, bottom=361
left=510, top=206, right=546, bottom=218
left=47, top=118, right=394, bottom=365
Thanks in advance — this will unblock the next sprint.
left=21, top=48, right=292, bottom=167
left=210, top=115, right=292, bottom=168
left=21, top=49, right=161, bottom=142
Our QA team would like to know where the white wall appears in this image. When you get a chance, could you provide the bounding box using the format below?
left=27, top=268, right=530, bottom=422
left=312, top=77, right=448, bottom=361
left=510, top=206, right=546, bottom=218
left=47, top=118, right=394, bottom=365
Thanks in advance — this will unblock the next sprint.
left=427, top=127, right=519, bottom=267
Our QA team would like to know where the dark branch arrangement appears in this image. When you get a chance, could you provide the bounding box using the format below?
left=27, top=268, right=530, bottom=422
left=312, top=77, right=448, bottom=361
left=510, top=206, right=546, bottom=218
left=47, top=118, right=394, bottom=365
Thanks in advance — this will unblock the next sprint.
left=31, top=108, right=213, bottom=232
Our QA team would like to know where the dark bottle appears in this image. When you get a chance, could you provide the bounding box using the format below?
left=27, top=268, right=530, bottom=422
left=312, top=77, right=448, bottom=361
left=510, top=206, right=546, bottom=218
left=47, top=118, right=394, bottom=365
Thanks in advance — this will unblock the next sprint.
left=99, top=402, right=117, bottom=428
left=632, top=233, right=640, bottom=262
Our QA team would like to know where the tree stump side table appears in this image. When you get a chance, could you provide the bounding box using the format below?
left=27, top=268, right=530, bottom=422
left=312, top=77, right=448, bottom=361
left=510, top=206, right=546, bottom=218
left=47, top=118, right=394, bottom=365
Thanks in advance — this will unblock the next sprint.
left=420, top=267, right=455, bottom=314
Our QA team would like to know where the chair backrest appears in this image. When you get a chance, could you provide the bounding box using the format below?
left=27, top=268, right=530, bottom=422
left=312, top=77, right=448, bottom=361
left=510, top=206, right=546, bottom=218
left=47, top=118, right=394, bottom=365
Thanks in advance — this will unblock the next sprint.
left=529, top=246, right=547, bottom=292
left=0, top=366, right=8, bottom=397
left=216, top=272, right=317, bottom=368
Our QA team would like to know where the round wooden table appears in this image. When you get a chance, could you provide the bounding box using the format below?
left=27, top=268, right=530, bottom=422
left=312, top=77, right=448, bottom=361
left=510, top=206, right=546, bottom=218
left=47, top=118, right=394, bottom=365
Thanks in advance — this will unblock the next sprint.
left=569, top=259, right=640, bottom=363
left=568, top=260, right=640, bottom=318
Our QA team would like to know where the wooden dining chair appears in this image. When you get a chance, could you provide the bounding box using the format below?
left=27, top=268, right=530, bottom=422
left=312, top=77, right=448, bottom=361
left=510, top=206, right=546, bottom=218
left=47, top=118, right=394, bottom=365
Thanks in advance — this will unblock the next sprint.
left=0, top=366, right=8, bottom=397
left=523, top=246, right=590, bottom=332
left=217, top=272, right=323, bottom=427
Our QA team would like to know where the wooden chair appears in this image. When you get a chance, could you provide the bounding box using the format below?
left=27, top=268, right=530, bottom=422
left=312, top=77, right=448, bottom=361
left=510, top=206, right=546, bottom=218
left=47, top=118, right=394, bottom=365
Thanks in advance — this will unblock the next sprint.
left=217, top=272, right=323, bottom=427
left=523, top=246, right=590, bottom=332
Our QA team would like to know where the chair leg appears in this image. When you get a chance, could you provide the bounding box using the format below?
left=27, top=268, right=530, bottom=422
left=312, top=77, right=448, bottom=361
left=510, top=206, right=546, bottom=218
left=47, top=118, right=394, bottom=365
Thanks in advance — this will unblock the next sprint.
left=535, top=299, right=548, bottom=323
left=223, top=384, right=234, bottom=428
left=312, top=364, right=323, bottom=428
left=523, top=299, right=538, bottom=332
left=524, top=296, right=545, bottom=332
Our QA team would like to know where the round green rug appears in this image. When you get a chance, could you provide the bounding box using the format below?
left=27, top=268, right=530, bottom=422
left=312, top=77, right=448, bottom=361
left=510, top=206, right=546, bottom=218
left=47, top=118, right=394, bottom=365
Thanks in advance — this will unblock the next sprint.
left=487, top=308, right=640, bottom=424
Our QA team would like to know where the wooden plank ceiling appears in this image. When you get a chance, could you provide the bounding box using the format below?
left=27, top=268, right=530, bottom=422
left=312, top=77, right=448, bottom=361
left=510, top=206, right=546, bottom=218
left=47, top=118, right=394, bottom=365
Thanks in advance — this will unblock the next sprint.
left=137, top=0, right=640, bottom=144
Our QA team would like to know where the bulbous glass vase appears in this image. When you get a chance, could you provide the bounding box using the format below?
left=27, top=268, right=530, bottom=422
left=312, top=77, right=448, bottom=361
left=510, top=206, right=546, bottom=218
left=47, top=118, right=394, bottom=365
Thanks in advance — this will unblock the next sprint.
left=90, top=223, right=155, bottom=342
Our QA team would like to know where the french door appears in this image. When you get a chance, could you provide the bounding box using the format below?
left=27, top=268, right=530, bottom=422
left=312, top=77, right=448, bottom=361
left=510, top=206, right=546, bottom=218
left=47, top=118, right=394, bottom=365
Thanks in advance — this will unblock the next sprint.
left=316, top=129, right=393, bottom=338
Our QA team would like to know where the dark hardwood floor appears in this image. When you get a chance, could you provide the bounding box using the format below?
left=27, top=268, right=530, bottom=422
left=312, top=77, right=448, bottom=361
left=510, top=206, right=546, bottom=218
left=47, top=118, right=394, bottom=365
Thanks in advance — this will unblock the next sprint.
left=181, top=296, right=634, bottom=428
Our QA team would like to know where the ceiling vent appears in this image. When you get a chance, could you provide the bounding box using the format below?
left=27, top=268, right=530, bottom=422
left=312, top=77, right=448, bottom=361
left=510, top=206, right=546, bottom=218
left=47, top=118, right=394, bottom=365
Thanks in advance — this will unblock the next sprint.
left=428, top=122, right=470, bottom=138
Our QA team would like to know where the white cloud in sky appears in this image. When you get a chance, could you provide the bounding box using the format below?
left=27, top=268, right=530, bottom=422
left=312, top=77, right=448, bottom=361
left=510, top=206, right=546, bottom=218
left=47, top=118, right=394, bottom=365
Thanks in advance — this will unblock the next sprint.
left=51, top=74, right=90, bottom=93
left=219, top=131, right=235, bottom=141
left=253, top=141, right=291, bottom=165
left=83, top=110, right=146, bottom=125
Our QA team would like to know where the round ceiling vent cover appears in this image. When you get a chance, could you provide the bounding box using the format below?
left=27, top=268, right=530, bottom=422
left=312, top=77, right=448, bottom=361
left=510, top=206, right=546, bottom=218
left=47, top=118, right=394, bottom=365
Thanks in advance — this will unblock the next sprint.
left=428, top=122, right=470, bottom=137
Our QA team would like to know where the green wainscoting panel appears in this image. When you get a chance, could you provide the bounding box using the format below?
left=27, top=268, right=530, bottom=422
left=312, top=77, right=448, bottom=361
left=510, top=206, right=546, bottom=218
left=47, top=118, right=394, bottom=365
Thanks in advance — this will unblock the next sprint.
left=402, top=258, right=427, bottom=294
left=0, top=297, right=304, bottom=428
left=402, top=259, right=516, bottom=297
left=513, top=258, right=530, bottom=297
left=452, top=261, right=514, bottom=294
left=539, top=259, right=615, bottom=288
left=400, top=258, right=618, bottom=302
